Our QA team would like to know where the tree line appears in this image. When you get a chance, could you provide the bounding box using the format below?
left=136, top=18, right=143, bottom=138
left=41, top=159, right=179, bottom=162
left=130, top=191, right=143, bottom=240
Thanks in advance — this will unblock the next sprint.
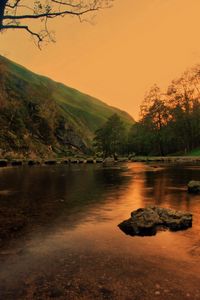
left=93, top=65, right=200, bottom=157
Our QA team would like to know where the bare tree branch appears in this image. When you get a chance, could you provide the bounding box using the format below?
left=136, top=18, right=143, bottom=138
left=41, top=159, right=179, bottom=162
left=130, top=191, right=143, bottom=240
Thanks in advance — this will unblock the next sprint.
left=0, top=0, right=114, bottom=47
left=51, top=0, right=83, bottom=7
left=6, top=0, right=21, bottom=9
left=2, top=24, right=43, bottom=46
left=3, top=7, right=100, bottom=20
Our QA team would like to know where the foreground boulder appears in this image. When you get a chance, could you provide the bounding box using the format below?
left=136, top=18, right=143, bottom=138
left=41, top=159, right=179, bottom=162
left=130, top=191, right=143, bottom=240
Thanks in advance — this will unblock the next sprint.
left=118, top=206, right=192, bottom=236
left=188, top=180, right=200, bottom=194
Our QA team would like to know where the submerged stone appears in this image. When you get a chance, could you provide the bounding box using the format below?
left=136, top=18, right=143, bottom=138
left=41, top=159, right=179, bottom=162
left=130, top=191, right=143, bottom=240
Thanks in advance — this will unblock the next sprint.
left=118, top=206, right=192, bottom=236
left=0, top=160, right=8, bottom=167
left=86, top=158, right=95, bottom=163
left=44, top=160, right=57, bottom=165
left=11, top=160, right=23, bottom=166
left=188, top=180, right=200, bottom=194
left=28, top=160, right=40, bottom=166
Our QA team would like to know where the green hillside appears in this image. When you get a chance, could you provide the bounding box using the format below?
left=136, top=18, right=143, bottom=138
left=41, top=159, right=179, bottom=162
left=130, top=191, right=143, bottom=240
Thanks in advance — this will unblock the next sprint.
left=0, top=55, right=134, bottom=158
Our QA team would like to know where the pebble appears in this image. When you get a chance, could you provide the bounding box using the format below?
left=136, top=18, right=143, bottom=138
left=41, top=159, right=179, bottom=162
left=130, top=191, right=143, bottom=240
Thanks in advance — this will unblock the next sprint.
left=186, top=293, right=191, bottom=297
left=155, top=291, right=161, bottom=296
left=66, top=281, right=72, bottom=287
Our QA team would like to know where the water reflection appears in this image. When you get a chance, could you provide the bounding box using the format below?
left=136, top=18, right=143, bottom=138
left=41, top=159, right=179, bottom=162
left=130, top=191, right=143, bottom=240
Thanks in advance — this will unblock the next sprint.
left=0, top=164, right=131, bottom=231
left=0, top=163, right=200, bottom=299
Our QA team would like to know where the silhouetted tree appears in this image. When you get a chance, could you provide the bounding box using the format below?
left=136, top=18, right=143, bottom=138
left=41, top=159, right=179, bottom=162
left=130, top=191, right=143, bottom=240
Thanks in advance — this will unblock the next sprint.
left=129, top=65, right=200, bottom=156
left=167, top=67, right=200, bottom=152
left=138, top=85, right=169, bottom=155
left=0, top=0, right=113, bottom=47
left=93, top=114, right=126, bottom=157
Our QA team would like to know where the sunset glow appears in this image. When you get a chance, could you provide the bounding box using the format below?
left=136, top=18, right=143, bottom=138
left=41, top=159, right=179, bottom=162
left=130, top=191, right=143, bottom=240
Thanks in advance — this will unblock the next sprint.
left=1, top=0, right=200, bottom=119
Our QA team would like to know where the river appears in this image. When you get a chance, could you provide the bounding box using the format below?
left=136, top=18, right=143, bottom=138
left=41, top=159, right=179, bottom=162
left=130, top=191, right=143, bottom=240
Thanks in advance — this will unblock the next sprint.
left=0, top=162, right=200, bottom=299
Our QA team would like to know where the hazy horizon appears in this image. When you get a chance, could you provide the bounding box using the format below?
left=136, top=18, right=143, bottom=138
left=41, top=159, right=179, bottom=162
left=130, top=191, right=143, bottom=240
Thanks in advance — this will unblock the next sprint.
left=1, top=0, right=200, bottom=120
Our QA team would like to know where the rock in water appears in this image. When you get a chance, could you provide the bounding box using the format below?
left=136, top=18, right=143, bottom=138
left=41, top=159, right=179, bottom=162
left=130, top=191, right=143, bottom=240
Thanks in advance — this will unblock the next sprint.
left=103, top=157, right=116, bottom=164
left=118, top=206, right=192, bottom=236
left=188, top=180, right=200, bottom=194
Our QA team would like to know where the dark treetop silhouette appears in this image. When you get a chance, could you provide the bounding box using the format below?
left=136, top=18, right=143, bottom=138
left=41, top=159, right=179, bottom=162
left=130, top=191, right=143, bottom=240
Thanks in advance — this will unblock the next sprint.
left=0, top=0, right=113, bottom=47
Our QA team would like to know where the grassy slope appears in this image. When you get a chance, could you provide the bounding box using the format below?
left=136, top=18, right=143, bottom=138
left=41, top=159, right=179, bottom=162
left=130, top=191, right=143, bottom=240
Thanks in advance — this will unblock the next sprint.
left=0, top=55, right=134, bottom=144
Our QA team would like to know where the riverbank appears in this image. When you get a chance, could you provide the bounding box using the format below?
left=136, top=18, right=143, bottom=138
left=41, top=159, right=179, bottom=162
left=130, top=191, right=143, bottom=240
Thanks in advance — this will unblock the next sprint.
left=1, top=156, right=200, bottom=168
left=131, top=156, right=200, bottom=162
left=0, top=158, right=104, bottom=168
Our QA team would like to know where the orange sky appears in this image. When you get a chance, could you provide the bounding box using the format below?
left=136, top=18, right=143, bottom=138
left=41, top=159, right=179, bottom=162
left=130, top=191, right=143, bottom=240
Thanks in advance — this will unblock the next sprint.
left=1, top=0, right=200, bottom=119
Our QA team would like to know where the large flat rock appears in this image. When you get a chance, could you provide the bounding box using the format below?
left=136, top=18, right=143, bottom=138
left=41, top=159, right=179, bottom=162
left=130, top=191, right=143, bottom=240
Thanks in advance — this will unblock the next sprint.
left=118, top=206, right=192, bottom=236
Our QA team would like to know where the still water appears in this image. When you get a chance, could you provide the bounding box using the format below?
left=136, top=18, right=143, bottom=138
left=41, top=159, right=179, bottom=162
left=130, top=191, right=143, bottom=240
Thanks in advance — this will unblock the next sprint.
left=0, top=163, right=200, bottom=299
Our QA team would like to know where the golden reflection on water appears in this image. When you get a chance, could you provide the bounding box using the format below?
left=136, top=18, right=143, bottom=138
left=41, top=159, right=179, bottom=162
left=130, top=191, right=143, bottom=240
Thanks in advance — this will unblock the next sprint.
left=0, top=163, right=200, bottom=299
